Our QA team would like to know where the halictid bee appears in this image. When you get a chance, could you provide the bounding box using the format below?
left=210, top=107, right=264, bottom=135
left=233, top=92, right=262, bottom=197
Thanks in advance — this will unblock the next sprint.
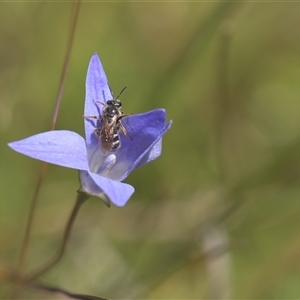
left=83, top=87, right=131, bottom=155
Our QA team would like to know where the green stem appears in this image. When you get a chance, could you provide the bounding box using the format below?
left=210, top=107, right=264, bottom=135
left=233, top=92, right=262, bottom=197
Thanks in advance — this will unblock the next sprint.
left=1, top=265, right=109, bottom=300
left=12, top=162, right=47, bottom=298
left=27, top=192, right=89, bottom=282
left=12, top=2, right=81, bottom=298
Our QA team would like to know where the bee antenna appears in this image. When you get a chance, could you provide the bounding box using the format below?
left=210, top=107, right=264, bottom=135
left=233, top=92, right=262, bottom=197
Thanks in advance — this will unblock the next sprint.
left=108, top=84, right=114, bottom=98
left=114, top=86, right=127, bottom=100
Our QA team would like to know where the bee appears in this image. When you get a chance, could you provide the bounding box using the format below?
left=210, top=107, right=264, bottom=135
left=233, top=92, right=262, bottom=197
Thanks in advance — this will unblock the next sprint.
left=83, top=87, right=131, bottom=155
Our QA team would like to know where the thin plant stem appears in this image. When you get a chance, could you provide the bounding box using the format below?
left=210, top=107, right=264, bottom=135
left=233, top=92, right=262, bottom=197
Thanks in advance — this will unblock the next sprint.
left=12, top=2, right=81, bottom=298
left=30, top=281, right=110, bottom=300
left=51, top=1, right=81, bottom=130
left=12, top=163, right=48, bottom=299
left=212, top=20, right=234, bottom=182
left=1, top=264, right=109, bottom=300
left=27, top=192, right=89, bottom=282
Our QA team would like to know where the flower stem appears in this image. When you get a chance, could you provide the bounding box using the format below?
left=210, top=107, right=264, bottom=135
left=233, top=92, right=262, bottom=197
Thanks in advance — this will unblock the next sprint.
left=26, top=192, right=89, bottom=282
left=50, top=0, right=81, bottom=130
left=1, top=265, right=109, bottom=300
left=11, top=2, right=81, bottom=298
left=12, top=162, right=47, bottom=298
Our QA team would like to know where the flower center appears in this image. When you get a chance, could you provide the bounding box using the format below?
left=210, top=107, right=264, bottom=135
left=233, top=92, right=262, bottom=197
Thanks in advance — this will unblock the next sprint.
left=97, top=154, right=116, bottom=176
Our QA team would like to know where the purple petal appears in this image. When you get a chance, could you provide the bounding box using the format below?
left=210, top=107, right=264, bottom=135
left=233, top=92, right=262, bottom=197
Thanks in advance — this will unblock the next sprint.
left=79, top=170, right=134, bottom=207
left=134, top=120, right=172, bottom=170
left=8, top=130, right=89, bottom=170
left=102, top=109, right=171, bottom=181
left=84, top=53, right=113, bottom=160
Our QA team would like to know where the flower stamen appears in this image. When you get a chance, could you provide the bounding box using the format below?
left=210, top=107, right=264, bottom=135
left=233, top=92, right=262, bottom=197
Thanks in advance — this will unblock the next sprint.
left=97, top=154, right=116, bottom=176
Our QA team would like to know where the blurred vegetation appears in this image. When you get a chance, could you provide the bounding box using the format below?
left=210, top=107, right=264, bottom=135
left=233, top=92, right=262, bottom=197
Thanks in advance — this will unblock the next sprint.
left=2, top=1, right=300, bottom=299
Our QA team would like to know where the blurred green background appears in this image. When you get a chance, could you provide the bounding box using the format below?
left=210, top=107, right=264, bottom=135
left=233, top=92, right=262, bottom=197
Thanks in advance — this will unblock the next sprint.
left=2, top=1, right=300, bottom=299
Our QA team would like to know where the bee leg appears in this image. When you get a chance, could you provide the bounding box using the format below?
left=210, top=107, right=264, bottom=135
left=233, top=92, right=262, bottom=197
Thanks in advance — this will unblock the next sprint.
left=121, top=113, right=133, bottom=118
left=82, top=115, right=100, bottom=120
left=93, top=100, right=106, bottom=106
left=94, top=128, right=101, bottom=137
left=118, top=122, right=132, bottom=140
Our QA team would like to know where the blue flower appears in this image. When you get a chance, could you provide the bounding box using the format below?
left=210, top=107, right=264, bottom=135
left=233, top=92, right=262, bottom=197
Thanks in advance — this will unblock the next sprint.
left=8, top=54, right=171, bottom=207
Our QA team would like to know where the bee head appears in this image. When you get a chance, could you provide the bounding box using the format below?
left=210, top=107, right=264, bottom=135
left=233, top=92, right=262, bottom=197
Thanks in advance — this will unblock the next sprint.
left=107, top=99, right=122, bottom=108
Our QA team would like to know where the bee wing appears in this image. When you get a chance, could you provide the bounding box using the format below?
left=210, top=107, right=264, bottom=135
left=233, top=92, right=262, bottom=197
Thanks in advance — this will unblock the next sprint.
left=99, top=115, right=119, bottom=155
